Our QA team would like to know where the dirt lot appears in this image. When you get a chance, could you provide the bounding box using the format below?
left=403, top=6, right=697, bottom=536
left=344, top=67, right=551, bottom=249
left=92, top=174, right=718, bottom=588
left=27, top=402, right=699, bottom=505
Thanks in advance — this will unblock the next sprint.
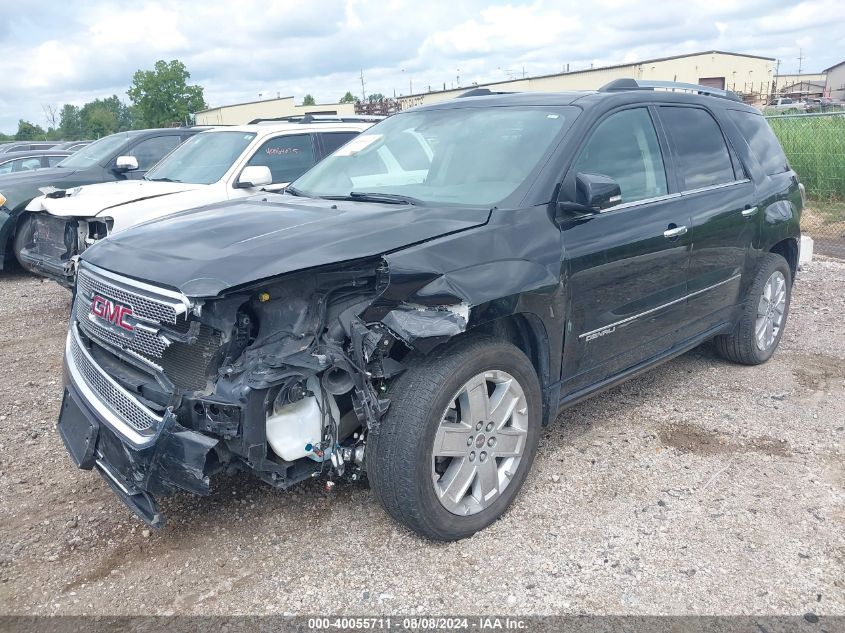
left=0, top=260, right=843, bottom=616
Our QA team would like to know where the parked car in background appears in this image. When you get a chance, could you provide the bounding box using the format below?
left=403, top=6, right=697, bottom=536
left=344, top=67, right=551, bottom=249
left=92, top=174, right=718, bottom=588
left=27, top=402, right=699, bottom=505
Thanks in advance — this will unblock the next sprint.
left=766, top=97, right=807, bottom=113
left=17, top=117, right=378, bottom=285
left=53, top=140, right=93, bottom=152
left=0, top=127, right=204, bottom=271
left=0, top=149, right=72, bottom=174
left=805, top=97, right=843, bottom=112
left=57, top=80, right=802, bottom=539
left=0, top=141, right=60, bottom=153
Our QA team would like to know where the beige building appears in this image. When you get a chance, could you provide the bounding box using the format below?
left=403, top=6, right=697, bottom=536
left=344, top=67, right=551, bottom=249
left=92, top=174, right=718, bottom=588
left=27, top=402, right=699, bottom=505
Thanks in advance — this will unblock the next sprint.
left=397, top=51, right=776, bottom=110
left=195, top=96, right=356, bottom=125
left=823, top=61, right=845, bottom=101
left=774, top=72, right=827, bottom=91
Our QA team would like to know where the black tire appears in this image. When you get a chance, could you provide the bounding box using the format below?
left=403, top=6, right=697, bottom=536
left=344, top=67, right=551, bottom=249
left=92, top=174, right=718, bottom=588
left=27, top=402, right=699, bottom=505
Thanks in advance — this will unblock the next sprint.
left=367, top=335, right=542, bottom=541
left=12, top=213, right=35, bottom=272
left=714, top=253, right=792, bottom=365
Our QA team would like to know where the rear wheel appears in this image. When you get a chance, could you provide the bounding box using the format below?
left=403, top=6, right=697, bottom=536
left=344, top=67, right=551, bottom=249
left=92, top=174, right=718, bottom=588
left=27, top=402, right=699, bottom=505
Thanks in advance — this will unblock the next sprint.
left=367, top=336, right=541, bottom=541
left=715, top=253, right=792, bottom=365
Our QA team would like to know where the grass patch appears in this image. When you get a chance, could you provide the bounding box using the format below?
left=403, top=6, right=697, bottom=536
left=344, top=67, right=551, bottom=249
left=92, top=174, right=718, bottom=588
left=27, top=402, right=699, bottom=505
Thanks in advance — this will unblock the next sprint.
left=767, top=114, right=845, bottom=202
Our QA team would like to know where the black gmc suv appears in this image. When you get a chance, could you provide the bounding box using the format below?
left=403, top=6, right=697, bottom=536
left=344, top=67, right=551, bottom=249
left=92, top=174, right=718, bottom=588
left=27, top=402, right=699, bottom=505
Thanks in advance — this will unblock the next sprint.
left=57, top=80, right=802, bottom=540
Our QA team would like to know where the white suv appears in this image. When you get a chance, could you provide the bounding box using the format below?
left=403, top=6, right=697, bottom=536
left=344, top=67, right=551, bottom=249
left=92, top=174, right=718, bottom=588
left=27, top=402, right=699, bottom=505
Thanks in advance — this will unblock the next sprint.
left=18, top=117, right=379, bottom=285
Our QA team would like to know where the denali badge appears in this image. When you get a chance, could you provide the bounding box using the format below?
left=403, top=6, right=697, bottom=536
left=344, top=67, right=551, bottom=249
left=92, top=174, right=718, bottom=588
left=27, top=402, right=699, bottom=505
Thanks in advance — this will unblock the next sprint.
left=91, top=295, right=134, bottom=332
left=584, top=326, right=616, bottom=342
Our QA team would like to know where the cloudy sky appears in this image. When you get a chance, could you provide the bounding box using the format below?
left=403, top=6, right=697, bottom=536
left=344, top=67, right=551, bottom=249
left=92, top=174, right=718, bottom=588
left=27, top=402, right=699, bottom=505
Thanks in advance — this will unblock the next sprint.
left=1, top=0, right=843, bottom=134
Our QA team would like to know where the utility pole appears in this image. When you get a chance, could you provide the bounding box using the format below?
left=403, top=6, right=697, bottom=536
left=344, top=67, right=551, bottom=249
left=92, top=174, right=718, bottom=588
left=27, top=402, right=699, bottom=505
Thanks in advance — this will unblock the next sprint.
left=797, top=48, right=804, bottom=75
left=360, top=69, right=366, bottom=102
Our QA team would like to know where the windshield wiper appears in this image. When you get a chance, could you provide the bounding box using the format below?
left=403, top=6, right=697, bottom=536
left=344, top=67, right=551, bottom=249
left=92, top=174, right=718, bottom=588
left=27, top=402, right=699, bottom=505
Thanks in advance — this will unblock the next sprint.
left=145, top=176, right=181, bottom=183
left=285, top=186, right=310, bottom=197
left=323, top=191, right=422, bottom=205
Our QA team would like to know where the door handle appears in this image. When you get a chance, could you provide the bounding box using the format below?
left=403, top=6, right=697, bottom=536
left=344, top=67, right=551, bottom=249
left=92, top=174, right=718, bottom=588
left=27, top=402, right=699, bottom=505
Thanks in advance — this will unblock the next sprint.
left=741, top=206, right=758, bottom=217
left=663, top=225, right=688, bottom=239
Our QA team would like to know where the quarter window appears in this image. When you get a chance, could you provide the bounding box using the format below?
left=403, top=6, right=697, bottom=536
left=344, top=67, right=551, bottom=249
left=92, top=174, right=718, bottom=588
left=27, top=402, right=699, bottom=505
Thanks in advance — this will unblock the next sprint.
left=728, top=110, right=790, bottom=176
left=659, top=107, right=736, bottom=190
left=573, top=108, right=668, bottom=203
left=247, top=134, right=316, bottom=184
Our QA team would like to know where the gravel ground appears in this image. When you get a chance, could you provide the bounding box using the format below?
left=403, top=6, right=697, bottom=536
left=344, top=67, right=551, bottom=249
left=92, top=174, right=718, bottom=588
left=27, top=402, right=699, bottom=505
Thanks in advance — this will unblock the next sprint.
left=0, top=260, right=842, bottom=616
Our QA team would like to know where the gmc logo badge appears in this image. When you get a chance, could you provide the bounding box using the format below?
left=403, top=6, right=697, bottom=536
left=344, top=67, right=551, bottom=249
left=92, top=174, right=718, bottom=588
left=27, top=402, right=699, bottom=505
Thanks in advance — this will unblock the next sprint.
left=91, top=295, right=134, bottom=332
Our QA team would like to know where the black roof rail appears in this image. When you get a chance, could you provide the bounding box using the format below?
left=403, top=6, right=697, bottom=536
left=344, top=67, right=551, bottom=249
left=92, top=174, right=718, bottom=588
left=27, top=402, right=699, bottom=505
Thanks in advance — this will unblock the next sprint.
left=248, top=114, right=385, bottom=124
left=598, top=78, right=741, bottom=102
left=457, top=88, right=516, bottom=98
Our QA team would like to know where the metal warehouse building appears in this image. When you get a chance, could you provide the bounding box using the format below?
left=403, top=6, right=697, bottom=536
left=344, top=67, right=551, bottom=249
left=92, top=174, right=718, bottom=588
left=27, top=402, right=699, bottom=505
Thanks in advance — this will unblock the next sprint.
left=195, top=96, right=356, bottom=125
left=396, top=50, right=776, bottom=109
left=195, top=50, right=781, bottom=124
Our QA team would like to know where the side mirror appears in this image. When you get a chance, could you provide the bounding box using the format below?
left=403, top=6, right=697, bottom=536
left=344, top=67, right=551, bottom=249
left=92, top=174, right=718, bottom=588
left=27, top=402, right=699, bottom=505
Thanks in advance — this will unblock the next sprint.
left=236, top=165, right=272, bottom=189
left=575, top=172, right=622, bottom=212
left=114, top=155, right=139, bottom=172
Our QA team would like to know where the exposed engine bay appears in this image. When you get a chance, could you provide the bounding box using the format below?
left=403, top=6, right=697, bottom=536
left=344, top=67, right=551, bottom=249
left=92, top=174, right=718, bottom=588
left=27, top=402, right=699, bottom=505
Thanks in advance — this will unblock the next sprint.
left=64, top=256, right=473, bottom=526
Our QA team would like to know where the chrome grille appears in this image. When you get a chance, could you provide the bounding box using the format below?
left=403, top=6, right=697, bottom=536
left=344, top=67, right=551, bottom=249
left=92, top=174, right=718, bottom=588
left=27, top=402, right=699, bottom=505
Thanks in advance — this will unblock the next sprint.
left=77, top=265, right=181, bottom=325
left=68, top=325, right=161, bottom=433
left=75, top=264, right=188, bottom=360
left=73, top=263, right=222, bottom=392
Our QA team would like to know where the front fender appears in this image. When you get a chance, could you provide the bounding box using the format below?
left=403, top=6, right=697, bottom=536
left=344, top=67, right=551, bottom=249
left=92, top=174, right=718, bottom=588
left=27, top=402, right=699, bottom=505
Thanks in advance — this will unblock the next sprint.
left=25, top=194, right=47, bottom=212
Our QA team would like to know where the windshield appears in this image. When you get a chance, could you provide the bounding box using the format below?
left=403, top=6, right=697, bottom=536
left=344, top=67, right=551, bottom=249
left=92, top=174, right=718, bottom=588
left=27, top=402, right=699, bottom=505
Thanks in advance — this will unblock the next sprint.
left=291, top=106, right=575, bottom=206
left=56, top=133, right=134, bottom=169
left=145, top=131, right=257, bottom=184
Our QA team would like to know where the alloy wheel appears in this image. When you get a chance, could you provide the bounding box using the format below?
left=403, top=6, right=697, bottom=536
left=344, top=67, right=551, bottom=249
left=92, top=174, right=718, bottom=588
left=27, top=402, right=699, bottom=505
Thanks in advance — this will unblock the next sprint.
left=431, top=370, right=528, bottom=516
left=755, top=270, right=787, bottom=351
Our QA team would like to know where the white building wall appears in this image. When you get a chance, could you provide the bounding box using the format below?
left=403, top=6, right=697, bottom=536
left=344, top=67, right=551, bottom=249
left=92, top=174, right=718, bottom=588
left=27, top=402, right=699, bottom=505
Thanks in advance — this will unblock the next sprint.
left=196, top=98, right=356, bottom=125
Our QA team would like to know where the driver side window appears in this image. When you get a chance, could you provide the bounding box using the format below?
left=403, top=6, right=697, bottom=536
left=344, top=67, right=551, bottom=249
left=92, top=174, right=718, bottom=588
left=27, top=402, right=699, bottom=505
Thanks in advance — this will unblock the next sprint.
left=247, top=134, right=316, bottom=184
left=573, top=108, right=668, bottom=204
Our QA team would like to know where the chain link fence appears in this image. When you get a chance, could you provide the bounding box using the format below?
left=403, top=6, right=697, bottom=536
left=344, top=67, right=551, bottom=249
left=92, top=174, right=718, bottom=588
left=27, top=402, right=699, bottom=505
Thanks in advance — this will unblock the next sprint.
left=767, top=112, right=845, bottom=258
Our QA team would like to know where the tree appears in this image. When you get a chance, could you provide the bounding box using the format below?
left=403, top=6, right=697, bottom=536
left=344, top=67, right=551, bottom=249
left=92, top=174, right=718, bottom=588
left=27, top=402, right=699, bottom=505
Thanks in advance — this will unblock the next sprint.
left=302, top=94, right=316, bottom=106
left=367, top=93, right=386, bottom=103
left=58, top=104, right=83, bottom=140
left=42, top=104, right=59, bottom=133
left=79, top=96, right=133, bottom=137
left=339, top=91, right=356, bottom=104
left=127, top=59, right=206, bottom=128
left=15, top=120, right=46, bottom=140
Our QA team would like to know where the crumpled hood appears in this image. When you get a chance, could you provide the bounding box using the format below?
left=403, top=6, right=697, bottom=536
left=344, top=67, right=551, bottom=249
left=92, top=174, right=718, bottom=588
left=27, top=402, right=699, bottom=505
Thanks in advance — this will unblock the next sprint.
left=82, top=194, right=491, bottom=297
left=36, top=180, right=203, bottom=218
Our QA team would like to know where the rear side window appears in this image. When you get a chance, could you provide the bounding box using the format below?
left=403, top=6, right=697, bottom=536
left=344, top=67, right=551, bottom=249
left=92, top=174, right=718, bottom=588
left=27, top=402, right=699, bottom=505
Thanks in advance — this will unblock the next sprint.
left=48, top=156, right=65, bottom=167
left=320, top=132, right=359, bottom=157
left=728, top=110, right=790, bottom=176
left=660, top=107, right=736, bottom=190
left=247, top=134, right=316, bottom=183
left=573, top=107, right=668, bottom=203
left=129, top=135, right=181, bottom=170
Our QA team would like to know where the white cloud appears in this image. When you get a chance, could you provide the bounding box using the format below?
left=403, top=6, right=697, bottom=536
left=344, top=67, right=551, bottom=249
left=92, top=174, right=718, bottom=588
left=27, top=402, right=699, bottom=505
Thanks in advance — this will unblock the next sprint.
left=0, top=0, right=843, bottom=133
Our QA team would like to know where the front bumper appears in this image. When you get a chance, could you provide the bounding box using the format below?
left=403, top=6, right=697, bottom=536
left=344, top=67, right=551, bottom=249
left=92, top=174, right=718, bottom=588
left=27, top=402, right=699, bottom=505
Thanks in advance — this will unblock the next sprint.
left=59, top=329, right=221, bottom=528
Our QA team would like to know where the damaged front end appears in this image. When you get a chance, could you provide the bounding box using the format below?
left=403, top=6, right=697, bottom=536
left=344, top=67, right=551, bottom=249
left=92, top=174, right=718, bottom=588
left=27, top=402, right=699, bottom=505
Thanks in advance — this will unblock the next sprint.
left=16, top=209, right=110, bottom=286
left=59, top=257, right=469, bottom=527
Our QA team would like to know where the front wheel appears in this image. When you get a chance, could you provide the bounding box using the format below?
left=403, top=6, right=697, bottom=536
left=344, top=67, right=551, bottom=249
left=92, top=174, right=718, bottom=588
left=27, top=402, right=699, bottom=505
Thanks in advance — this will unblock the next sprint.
left=367, top=336, right=542, bottom=541
left=715, top=253, right=792, bottom=365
